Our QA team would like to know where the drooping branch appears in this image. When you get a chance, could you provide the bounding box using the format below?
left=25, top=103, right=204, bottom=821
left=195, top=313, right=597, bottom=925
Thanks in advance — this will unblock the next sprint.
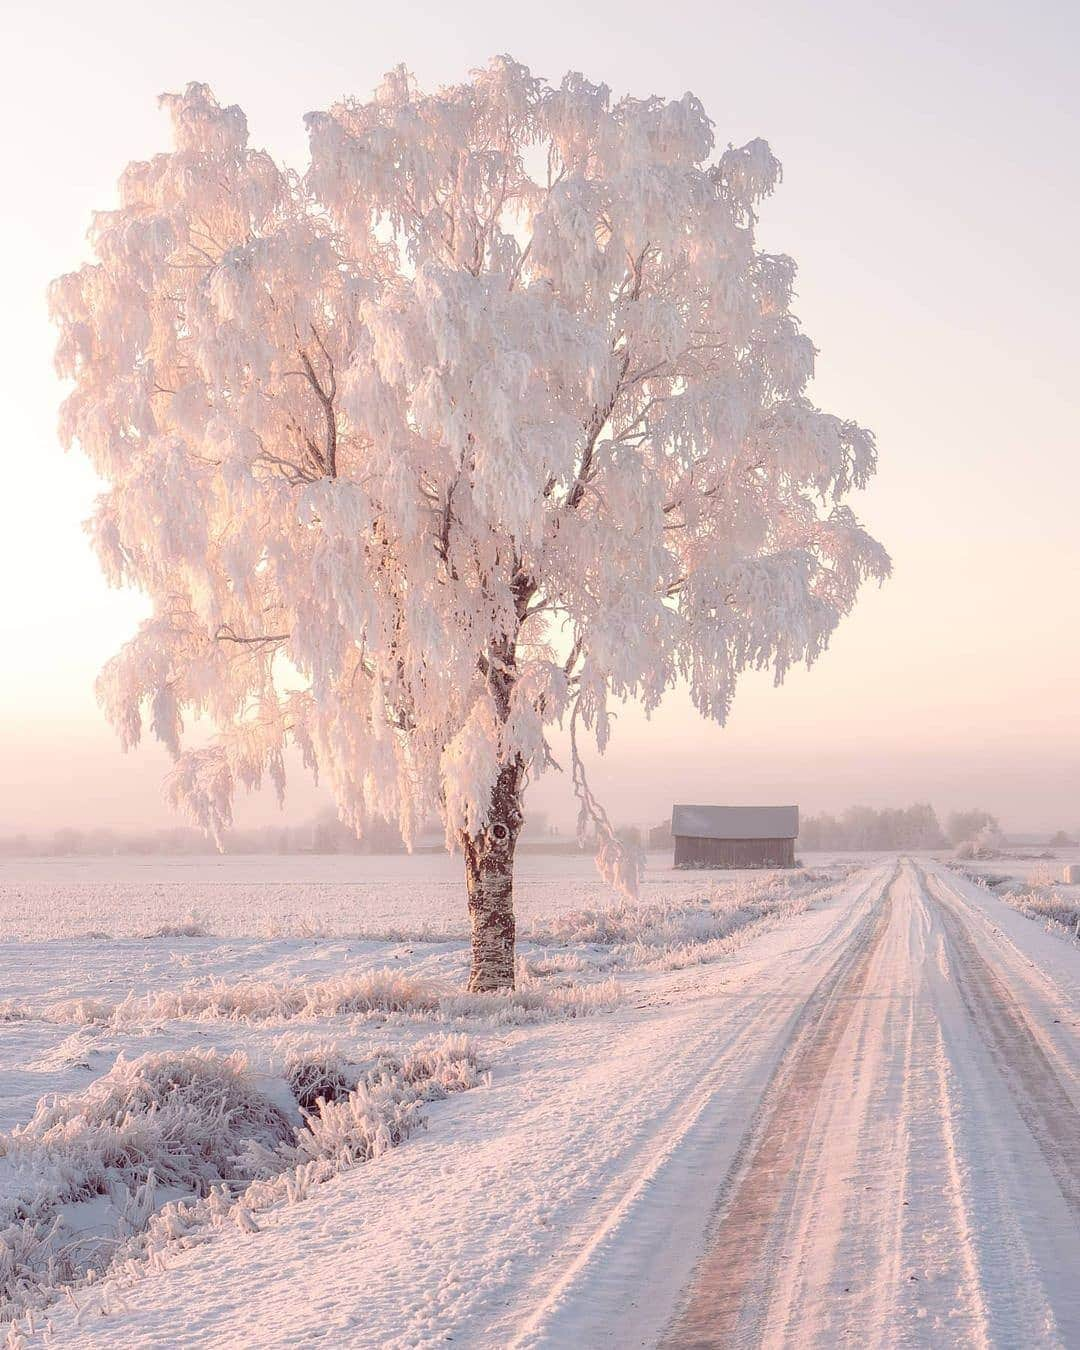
left=569, top=699, right=643, bottom=898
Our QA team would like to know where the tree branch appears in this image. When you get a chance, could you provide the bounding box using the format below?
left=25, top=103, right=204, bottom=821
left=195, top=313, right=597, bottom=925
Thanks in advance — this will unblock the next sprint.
left=214, top=625, right=290, bottom=647
left=297, top=342, right=338, bottom=478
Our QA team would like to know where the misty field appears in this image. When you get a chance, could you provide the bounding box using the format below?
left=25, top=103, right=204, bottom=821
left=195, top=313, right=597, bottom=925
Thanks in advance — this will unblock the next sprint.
left=0, top=849, right=876, bottom=942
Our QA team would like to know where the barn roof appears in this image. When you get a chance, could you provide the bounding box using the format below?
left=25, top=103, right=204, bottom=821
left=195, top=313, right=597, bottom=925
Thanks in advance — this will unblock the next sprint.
left=671, top=804, right=799, bottom=840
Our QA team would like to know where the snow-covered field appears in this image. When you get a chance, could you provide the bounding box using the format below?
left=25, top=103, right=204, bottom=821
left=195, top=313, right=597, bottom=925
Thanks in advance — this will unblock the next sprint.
left=2, top=852, right=1079, bottom=1347
left=0, top=850, right=874, bottom=940
left=0, top=852, right=848, bottom=1342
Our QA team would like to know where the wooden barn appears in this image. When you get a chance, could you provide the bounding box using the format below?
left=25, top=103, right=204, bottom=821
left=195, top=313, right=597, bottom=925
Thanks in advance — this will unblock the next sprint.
left=671, top=804, right=799, bottom=869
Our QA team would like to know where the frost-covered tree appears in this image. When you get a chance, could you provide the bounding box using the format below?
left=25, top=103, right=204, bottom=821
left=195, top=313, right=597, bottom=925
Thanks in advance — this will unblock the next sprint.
left=799, top=803, right=945, bottom=851
left=51, top=62, right=888, bottom=990
left=946, top=809, right=999, bottom=846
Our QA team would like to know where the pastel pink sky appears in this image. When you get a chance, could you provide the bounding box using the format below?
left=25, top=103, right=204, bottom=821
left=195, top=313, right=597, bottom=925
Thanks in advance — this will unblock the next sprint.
left=1, top=0, right=1076, bottom=834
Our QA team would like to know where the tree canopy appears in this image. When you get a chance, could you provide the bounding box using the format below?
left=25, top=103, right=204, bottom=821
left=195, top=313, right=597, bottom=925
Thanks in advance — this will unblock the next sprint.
left=51, top=60, right=888, bottom=914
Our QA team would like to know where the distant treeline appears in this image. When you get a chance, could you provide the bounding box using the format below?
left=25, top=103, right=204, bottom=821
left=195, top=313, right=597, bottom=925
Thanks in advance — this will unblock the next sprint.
left=796, top=805, right=1020, bottom=852
left=0, top=808, right=565, bottom=857
left=0, top=812, right=411, bottom=858
left=4, top=806, right=1074, bottom=859
left=0, top=820, right=395, bottom=858
left=797, top=803, right=946, bottom=851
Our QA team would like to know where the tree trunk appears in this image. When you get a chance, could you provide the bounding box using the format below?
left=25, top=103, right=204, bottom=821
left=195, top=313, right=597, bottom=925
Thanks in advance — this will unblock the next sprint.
left=463, top=759, right=523, bottom=992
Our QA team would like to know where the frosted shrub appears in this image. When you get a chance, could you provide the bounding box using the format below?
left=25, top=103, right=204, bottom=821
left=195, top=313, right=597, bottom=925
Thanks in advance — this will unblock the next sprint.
left=441, top=977, right=621, bottom=1023
left=1027, top=861, right=1057, bottom=890
left=140, top=918, right=212, bottom=939
left=947, top=862, right=1080, bottom=942
left=0, top=1050, right=293, bottom=1320
left=141, top=1040, right=486, bottom=1253
left=527, top=870, right=838, bottom=971
left=60, top=967, right=443, bottom=1026
left=0, top=1037, right=485, bottom=1324
left=292, top=1036, right=483, bottom=1169
left=4, top=1049, right=293, bottom=1195
left=285, top=1050, right=359, bottom=1115
left=998, top=880, right=1080, bottom=939
left=277, top=1036, right=486, bottom=1119
left=45, top=964, right=619, bottom=1030
left=45, top=997, right=113, bottom=1026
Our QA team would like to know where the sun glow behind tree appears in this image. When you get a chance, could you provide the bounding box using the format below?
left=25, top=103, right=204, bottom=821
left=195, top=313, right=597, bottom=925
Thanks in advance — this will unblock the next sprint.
left=50, top=59, right=888, bottom=989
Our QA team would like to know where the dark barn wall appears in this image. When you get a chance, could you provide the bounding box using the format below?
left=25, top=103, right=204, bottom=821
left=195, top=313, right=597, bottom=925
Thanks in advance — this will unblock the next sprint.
left=674, top=836, right=795, bottom=869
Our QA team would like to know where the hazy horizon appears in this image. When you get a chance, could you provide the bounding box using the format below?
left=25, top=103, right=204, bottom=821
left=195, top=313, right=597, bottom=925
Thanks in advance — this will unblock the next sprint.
left=2, top=0, right=1077, bottom=839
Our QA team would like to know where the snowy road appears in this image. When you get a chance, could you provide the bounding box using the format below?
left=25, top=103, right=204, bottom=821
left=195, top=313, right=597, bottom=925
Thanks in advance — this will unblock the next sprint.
left=664, top=860, right=1080, bottom=1349
left=30, top=857, right=1080, bottom=1348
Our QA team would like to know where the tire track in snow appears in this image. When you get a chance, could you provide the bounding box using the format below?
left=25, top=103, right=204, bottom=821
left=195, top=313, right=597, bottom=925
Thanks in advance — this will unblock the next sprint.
left=663, top=859, right=1080, bottom=1349
left=508, top=866, right=892, bottom=1350
left=750, top=864, right=991, bottom=1347
left=928, top=871, right=1080, bottom=1216
left=888, top=873, right=992, bottom=1347
left=919, top=865, right=1080, bottom=1346
left=661, top=864, right=898, bottom=1348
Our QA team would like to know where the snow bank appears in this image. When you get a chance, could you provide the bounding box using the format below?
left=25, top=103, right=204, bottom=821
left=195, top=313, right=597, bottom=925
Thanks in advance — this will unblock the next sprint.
left=946, top=863, right=1080, bottom=943
left=528, top=869, right=842, bottom=972
left=0, top=1038, right=484, bottom=1327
